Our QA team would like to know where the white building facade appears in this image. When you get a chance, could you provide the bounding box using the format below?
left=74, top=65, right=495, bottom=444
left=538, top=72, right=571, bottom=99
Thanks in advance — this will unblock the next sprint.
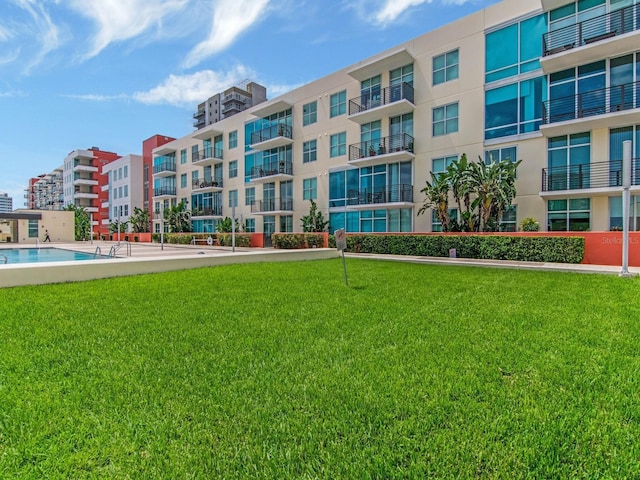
left=102, top=154, right=143, bottom=232
left=152, top=0, right=640, bottom=241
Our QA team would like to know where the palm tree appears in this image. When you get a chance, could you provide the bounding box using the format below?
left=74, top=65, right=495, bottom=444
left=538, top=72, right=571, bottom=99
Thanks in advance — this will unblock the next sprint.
left=418, top=171, right=452, bottom=231
left=129, top=207, right=150, bottom=233
left=447, top=154, right=476, bottom=231
left=63, top=204, right=91, bottom=241
left=164, top=200, right=192, bottom=233
left=301, top=200, right=329, bottom=232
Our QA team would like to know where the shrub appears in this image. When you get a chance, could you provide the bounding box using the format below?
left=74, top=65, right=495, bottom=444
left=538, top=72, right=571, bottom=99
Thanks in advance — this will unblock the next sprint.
left=272, top=233, right=326, bottom=249
left=338, top=234, right=584, bottom=264
left=521, top=217, right=540, bottom=232
left=217, top=233, right=251, bottom=247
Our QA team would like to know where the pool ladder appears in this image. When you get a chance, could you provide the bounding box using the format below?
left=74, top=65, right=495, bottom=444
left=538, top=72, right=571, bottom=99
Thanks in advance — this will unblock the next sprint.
left=107, top=241, right=132, bottom=258
left=0, top=254, right=7, bottom=264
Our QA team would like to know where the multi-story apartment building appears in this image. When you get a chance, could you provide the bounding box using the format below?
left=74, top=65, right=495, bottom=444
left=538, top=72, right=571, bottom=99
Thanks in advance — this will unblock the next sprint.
left=193, top=80, right=267, bottom=129
left=63, top=147, right=120, bottom=235
left=24, top=167, right=64, bottom=211
left=101, top=154, right=143, bottom=233
left=0, top=192, right=13, bottom=213
left=151, top=0, right=638, bottom=241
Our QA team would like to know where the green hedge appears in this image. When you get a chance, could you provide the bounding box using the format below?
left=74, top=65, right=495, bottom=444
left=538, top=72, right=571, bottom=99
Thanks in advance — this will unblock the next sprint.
left=151, top=233, right=216, bottom=245
left=217, top=233, right=252, bottom=247
left=332, top=234, right=585, bottom=264
left=272, top=233, right=325, bottom=249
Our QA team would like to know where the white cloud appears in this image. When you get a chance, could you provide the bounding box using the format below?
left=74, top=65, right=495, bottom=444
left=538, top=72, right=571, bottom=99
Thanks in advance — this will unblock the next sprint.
left=183, top=0, right=271, bottom=68
left=14, top=0, right=62, bottom=73
left=0, top=24, right=14, bottom=41
left=0, top=48, right=20, bottom=65
left=0, top=90, right=27, bottom=98
left=374, top=0, right=432, bottom=26
left=66, top=0, right=189, bottom=60
left=62, top=93, right=129, bottom=102
left=133, top=66, right=255, bottom=106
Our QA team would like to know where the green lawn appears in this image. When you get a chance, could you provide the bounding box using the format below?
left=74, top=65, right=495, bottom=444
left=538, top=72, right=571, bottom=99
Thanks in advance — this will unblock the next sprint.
left=1, top=259, right=640, bottom=478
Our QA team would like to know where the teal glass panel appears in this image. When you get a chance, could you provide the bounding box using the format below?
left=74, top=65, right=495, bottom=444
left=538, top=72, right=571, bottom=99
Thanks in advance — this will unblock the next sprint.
left=520, top=59, right=540, bottom=74
left=550, top=3, right=575, bottom=22
left=520, top=14, right=548, bottom=62
left=330, top=212, right=345, bottom=232
left=520, top=76, right=546, bottom=122
left=486, top=66, right=519, bottom=83
left=485, top=24, right=518, bottom=74
left=578, top=0, right=604, bottom=12
left=548, top=199, right=568, bottom=211
left=400, top=208, right=412, bottom=232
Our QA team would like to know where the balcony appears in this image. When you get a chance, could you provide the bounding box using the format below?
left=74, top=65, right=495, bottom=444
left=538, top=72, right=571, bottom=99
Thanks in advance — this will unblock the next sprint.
left=192, top=206, right=223, bottom=218
left=541, top=159, right=640, bottom=198
left=541, top=4, right=640, bottom=73
left=192, top=177, right=223, bottom=192
left=346, top=184, right=414, bottom=210
left=249, top=124, right=293, bottom=151
left=249, top=161, right=293, bottom=184
left=154, top=186, right=177, bottom=198
left=348, top=83, right=414, bottom=125
left=101, top=184, right=109, bottom=192
left=153, top=161, right=177, bottom=177
left=192, top=147, right=224, bottom=167
left=73, top=177, right=98, bottom=186
left=251, top=198, right=293, bottom=215
left=74, top=192, right=98, bottom=200
left=101, top=201, right=110, bottom=209
left=541, top=81, right=640, bottom=136
left=73, top=163, right=98, bottom=173
left=193, top=117, right=206, bottom=129
left=348, top=133, right=415, bottom=167
left=85, top=207, right=99, bottom=213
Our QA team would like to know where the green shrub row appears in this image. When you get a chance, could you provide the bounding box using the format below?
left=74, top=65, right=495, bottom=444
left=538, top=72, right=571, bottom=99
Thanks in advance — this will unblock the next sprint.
left=151, top=233, right=211, bottom=244
left=330, top=234, right=585, bottom=264
left=217, top=233, right=252, bottom=247
left=272, top=233, right=325, bottom=249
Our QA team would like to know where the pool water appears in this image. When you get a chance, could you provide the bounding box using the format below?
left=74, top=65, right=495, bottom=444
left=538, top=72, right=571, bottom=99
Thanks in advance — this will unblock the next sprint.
left=0, top=248, right=106, bottom=265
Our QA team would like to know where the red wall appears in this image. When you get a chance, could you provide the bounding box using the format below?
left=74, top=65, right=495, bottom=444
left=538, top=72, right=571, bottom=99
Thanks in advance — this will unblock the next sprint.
left=142, top=134, right=175, bottom=224
left=92, top=148, right=121, bottom=236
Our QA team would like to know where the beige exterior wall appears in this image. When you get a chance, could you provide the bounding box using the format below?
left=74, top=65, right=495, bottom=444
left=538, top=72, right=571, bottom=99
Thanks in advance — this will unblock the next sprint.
left=153, top=0, right=636, bottom=234
left=10, top=210, right=75, bottom=244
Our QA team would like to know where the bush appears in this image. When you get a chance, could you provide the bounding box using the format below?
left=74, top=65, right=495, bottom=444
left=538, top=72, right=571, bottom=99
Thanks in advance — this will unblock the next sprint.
left=217, top=233, right=251, bottom=247
left=521, top=217, right=540, bottom=232
left=337, top=234, right=584, bottom=264
left=272, top=233, right=326, bottom=249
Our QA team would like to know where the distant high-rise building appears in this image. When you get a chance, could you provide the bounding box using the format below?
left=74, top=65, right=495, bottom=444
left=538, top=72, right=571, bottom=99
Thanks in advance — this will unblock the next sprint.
left=0, top=192, right=13, bottom=213
left=193, top=80, right=267, bottom=130
left=101, top=154, right=144, bottom=233
left=24, top=167, right=63, bottom=211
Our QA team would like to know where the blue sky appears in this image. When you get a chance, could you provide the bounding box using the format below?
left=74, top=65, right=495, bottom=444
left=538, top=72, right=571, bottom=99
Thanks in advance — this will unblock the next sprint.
left=0, top=0, right=499, bottom=207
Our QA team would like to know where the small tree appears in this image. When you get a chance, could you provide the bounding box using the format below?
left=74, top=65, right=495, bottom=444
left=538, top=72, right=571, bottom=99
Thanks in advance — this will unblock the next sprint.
left=164, top=200, right=192, bottom=233
left=64, top=204, right=91, bottom=241
left=109, top=220, right=128, bottom=233
left=129, top=207, right=150, bottom=233
left=216, top=217, right=241, bottom=233
left=418, top=172, right=451, bottom=231
left=301, top=200, right=328, bottom=232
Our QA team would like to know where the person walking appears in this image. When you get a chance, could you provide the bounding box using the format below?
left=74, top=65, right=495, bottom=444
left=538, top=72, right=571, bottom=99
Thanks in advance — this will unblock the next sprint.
left=44, top=230, right=51, bottom=242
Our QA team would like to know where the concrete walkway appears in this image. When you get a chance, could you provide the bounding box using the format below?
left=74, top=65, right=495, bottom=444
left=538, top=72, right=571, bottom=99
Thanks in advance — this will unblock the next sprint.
left=346, top=252, right=640, bottom=276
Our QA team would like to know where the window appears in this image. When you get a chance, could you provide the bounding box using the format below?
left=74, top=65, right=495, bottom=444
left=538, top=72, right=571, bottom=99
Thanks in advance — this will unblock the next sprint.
left=330, top=90, right=347, bottom=117
left=485, top=146, right=517, bottom=164
left=229, top=160, right=238, bottom=178
left=180, top=149, right=187, bottom=164
left=330, top=132, right=347, bottom=157
left=229, top=130, right=238, bottom=149
left=303, top=101, right=317, bottom=126
left=303, top=140, right=317, bottom=163
left=118, top=186, right=123, bottom=198
left=245, top=187, right=255, bottom=206
left=303, top=178, right=317, bottom=200
left=245, top=218, right=255, bottom=232
left=433, top=50, right=459, bottom=85
left=280, top=215, right=293, bottom=233
left=501, top=206, right=517, bottom=232
left=432, top=209, right=458, bottom=232
left=433, top=103, right=458, bottom=136
left=390, top=64, right=414, bottom=86
left=191, top=144, right=199, bottom=161
left=485, top=77, right=546, bottom=139
left=28, top=219, right=38, bottom=238
left=610, top=195, right=640, bottom=231
left=118, top=167, right=123, bottom=180
left=432, top=155, right=457, bottom=173
left=124, top=166, right=128, bottom=178
left=548, top=198, right=590, bottom=231
left=485, top=13, right=548, bottom=82
left=229, top=189, right=238, bottom=208
left=124, top=205, right=129, bottom=216
left=124, top=185, right=128, bottom=197
left=181, top=174, right=187, bottom=188
left=547, top=133, right=591, bottom=190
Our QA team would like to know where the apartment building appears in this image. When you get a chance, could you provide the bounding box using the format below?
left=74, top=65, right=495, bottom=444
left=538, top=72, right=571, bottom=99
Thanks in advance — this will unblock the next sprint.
left=193, top=80, right=268, bottom=129
left=25, top=167, right=64, bottom=211
left=0, top=192, right=13, bottom=213
left=101, top=154, right=143, bottom=232
left=63, top=147, right=120, bottom=235
left=152, top=0, right=640, bottom=240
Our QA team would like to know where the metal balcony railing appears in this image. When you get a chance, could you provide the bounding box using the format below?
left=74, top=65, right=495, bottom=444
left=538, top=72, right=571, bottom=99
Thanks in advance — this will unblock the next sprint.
left=192, top=206, right=223, bottom=217
left=192, top=147, right=223, bottom=162
left=251, top=198, right=293, bottom=213
left=541, top=159, right=640, bottom=191
left=542, top=81, right=640, bottom=124
left=348, top=133, right=414, bottom=161
left=250, top=161, right=293, bottom=180
left=250, top=124, right=293, bottom=145
left=543, top=3, right=640, bottom=56
left=347, top=184, right=413, bottom=206
left=153, top=161, right=176, bottom=175
left=154, top=186, right=177, bottom=196
left=349, top=82, right=414, bottom=116
left=192, top=177, right=223, bottom=189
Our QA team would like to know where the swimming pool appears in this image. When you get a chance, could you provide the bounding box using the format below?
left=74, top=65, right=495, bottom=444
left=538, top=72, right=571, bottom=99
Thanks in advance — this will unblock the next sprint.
left=0, top=248, right=107, bottom=265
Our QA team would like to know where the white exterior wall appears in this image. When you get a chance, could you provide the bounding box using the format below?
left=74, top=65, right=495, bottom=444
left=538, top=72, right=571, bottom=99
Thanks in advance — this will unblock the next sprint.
left=102, top=154, right=143, bottom=232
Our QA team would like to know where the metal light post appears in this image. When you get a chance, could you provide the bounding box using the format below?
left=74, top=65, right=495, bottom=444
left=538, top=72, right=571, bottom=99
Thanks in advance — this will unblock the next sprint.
left=621, top=140, right=632, bottom=277
left=160, top=204, right=164, bottom=251
left=90, top=213, right=93, bottom=245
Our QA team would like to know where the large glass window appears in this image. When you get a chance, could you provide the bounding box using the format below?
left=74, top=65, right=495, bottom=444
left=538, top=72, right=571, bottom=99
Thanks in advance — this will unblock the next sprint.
left=329, top=208, right=412, bottom=233
left=433, top=50, right=459, bottom=85
left=433, top=103, right=458, bottom=136
left=485, top=146, right=517, bottom=164
left=229, top=189, right=238, bottom=208
left=229, top=160, right=238, bottom=178
left=330, top=90, right=347, bottom=117
left=229, top=130, right=238, bottom=149
left=390, top=64, right=414, bottom=86
left=609, top=125, right=640, bottom=186
left=303, top=178, right=317, bottom=200
left=180, top=149, right=187, bottom=164
left=303, top=101, right=317, bottom=126
left=181, top=174, right=187, bottom=188
left=610, top=195, right=640, bottom=230
left=548, top=132, right=591, bottom=190
left=28, top=219, right=38, bottom=238
left=303, top=140, right=317, bottom=163
left=360, top=75, right=381, bottom=110
left=330, top=132, right=347, bottom=157
left=432, top=155, right=457, bottom=173
left=548, top=198, right=590, bottom=231
left=245, top=187, right=255, bottom=206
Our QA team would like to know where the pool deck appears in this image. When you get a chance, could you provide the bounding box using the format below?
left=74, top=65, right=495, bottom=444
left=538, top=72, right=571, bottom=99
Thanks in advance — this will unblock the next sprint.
left=0, top=242, right=340, bottom=288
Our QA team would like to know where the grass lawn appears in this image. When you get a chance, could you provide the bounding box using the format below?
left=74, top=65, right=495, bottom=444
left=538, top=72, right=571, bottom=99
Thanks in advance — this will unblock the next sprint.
left=1, top=258, right=640, bottom=478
